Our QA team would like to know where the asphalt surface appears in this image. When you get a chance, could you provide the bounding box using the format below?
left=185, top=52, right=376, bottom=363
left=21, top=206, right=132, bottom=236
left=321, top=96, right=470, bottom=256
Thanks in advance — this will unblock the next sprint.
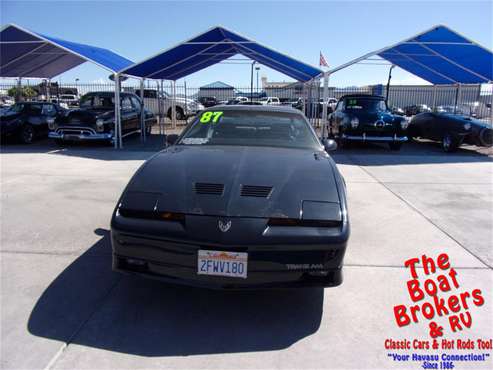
left=1, top=134, right=492, bottom=370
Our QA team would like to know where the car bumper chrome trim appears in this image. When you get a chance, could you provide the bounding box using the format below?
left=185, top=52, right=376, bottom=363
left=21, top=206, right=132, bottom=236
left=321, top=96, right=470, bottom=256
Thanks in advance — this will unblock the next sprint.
left=341, top=134, right=408, bottom=142
left=49, top=131, right=113, bottom=141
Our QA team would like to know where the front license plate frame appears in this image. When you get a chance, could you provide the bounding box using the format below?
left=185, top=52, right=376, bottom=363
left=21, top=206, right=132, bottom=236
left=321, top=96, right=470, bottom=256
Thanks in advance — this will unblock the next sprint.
left=197, top=250, right=248, bottom=279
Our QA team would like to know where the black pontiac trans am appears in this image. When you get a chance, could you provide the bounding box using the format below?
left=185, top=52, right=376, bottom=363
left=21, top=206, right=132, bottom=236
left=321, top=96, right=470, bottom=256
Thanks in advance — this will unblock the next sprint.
left=111, top=105, right=350, bottom=289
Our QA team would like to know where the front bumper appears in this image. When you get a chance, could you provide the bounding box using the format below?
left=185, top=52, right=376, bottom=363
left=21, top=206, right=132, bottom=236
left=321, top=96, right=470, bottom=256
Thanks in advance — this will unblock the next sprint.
left=49, top=130, right=113, bottom=142
left=111, top=218, right=348, bottom=289
left=341, top=133, right=408, bottom=142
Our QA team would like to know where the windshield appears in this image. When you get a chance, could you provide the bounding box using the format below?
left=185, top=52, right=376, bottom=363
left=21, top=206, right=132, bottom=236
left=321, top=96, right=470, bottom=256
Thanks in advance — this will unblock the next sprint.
left=80, top=95, right=114, bottom=109
left=60, top=95, right=75, bottom=99
left=345, top=98, right=387, bottom=112
left=178, top=110, right=320, bottom=149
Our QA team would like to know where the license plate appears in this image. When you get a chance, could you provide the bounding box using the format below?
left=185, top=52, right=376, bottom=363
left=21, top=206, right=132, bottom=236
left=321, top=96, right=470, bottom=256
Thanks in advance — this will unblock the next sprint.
left=197, top=250, right=248, bottom=279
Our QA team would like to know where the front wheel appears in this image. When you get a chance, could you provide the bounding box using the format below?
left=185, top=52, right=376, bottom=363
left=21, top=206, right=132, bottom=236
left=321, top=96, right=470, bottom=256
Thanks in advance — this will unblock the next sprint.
left=389, top=142, right=402, bottom=151
left=18, top=124, right=34, bottom=144
left=442, top=133, right=460, bottom=153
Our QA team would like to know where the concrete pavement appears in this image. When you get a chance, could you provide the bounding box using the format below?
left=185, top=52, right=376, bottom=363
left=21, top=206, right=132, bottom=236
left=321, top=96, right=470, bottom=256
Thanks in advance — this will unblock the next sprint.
left=1, top=139, right=492, bottom=369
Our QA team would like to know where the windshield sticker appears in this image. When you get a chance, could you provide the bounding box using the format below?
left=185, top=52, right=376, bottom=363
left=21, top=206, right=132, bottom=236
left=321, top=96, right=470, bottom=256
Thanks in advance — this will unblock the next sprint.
left=200, top=111, right=223, bottom=123
left=182, top=138, right=209, bottom=145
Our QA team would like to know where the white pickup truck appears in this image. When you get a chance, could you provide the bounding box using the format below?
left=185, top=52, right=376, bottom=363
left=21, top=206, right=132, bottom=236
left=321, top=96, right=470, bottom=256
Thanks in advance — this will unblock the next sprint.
left=124, top=88, right=204, bottom=120
left=259, top=96, right=281, bottom=105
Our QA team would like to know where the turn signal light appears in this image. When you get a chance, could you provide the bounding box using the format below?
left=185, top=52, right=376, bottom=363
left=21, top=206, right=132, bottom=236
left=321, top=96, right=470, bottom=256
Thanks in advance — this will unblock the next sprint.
left=267, top=218, right=341, bottom=227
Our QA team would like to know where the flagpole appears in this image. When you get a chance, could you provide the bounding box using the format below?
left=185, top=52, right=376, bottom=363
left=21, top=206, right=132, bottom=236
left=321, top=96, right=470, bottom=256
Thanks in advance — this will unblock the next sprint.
left=319, top=51, right=330, bottom=139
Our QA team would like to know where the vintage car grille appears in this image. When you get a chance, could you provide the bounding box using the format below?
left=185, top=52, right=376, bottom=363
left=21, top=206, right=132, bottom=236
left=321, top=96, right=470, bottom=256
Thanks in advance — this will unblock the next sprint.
left=193, top=182, right=224, bottom=196
left=55, top=127, right=97, bottom=135
left=240, top=185, right=273, bottom=198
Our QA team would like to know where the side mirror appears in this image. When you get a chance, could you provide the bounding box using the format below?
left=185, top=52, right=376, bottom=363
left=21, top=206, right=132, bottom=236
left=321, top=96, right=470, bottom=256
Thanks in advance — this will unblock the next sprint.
left=321, top=138, right=337, bottom=152
left=166, top=134, right=179, bottom=146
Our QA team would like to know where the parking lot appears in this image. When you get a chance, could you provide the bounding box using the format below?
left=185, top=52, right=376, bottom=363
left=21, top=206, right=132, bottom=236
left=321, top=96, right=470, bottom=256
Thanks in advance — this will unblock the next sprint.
left=1, top=136, right=492, bottom=370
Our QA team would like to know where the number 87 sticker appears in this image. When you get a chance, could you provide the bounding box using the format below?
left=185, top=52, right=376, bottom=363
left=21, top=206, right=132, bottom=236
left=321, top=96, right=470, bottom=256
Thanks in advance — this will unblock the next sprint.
left=200, top=111, right=223, bottom=123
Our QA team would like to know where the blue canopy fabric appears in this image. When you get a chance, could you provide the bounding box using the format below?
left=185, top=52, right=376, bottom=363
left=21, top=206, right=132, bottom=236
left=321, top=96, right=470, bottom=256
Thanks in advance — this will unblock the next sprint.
left=330, top=25, right=493, bottom=85
left=0, top=24, right=133, bottom=78
left=121, top=26, right=322, bottom=82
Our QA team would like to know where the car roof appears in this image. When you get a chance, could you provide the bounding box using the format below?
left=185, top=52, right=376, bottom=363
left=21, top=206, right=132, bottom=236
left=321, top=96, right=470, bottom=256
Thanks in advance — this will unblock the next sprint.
left=340, top=94, right=384, bottom=100
left=204, top=104, right=302, bottom=114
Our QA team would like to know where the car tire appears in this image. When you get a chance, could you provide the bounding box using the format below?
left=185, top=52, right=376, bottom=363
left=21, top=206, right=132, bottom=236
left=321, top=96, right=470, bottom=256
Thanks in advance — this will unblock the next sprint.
left=54, top=139, right=65, bottom=146
left=442, top=133, right=460, bottom=153
left=175, top=107, right=185, bottom=120
left=336, top=138, right=349, bottom=149
left=389, top=142, right=402, bottom=151
left=18, top=124, right=34, bottom=144
left=167, top=107, right=184, bottom=120
left=146, top=125, right=152, bottom=136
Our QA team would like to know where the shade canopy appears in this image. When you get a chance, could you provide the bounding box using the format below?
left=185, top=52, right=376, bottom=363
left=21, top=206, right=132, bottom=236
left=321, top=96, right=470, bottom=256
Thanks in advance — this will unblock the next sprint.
left=0, top=24, right=133, bottom=79
left=330, top=25, right=493, bottom=85
left=121, top=26, right=322, bottom=82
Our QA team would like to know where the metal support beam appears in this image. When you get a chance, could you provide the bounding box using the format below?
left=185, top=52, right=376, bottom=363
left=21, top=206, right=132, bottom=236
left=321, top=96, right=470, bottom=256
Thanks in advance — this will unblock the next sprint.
left=140, top=78, right=145, bottom=143
left=171, top=80, right=176, bottom=129
left=432, top=85, right=438, bottom=110
left=114, top=73, right=121, bottom=149
left=321, top=72, right=330, bottom=138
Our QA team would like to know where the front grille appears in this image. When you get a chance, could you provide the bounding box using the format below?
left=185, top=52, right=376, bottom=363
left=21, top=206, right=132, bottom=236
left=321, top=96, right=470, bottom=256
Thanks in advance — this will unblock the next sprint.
left=240, top=185, right=273, bottom=198
left=193, top=182, right=224, bottom=195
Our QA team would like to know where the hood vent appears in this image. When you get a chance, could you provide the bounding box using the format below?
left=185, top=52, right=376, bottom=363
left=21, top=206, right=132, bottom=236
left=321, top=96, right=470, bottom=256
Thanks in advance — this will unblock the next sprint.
left=193, top=182, right=224, bottom=196
left=241, top=185, right=273, bottom=198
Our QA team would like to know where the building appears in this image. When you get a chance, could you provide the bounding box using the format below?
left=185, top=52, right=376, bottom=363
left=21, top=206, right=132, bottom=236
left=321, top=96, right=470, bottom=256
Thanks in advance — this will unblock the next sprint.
left=198, top=81, right=235, bottom=101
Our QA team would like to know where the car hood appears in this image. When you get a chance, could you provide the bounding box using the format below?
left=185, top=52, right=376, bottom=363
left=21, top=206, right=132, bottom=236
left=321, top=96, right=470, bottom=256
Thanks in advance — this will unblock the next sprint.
left=346, top=111, right=397, bottom=123
left=121, top=145, right=341, bottom=218
left=0, top=111, right=21, bottom=121
left=61, top=108, right=113, bottom=124
left=439, top=113, right=493, bottom=128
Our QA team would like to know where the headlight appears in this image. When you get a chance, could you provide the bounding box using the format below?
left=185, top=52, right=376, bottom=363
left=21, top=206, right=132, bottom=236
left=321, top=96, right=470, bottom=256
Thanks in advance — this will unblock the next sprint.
left=463, top=123, right=471, bottom=130
left=47, top=118, right=56, bottom=130
left=400, top=119, right=409, bottom=130
left=96, top=119, right=105, bottom=132
left=350, top=117, right=359, bottom=128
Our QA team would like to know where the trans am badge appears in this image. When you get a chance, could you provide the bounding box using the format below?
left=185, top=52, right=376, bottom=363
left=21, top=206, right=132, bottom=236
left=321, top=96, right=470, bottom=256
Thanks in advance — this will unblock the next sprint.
left=218, top=220, right=232, bottom=232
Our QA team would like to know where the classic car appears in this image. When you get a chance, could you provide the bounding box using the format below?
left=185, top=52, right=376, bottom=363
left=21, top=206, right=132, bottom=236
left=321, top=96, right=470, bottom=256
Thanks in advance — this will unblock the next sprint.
left=111, top=105, right=349, bottom=289
left=198, top=96, right=219, bottom=108
left=1, top=101, right=65, bottom=144
left=404, top=104, right=432, bottom=116
left=49, top=92, right=156, bottom=144
left=328, top=94, right=409, bottom=150
left=408, top=111, right=493, bottom=152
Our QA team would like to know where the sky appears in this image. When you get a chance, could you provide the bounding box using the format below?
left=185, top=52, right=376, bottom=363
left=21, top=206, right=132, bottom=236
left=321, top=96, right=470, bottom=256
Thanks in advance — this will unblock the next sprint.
left=1, top=0, right=492, bottom=87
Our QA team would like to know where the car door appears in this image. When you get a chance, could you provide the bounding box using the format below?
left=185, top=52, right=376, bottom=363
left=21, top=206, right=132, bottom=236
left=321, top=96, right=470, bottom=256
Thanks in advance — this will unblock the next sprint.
left=121, top=96, right=138, bottom=132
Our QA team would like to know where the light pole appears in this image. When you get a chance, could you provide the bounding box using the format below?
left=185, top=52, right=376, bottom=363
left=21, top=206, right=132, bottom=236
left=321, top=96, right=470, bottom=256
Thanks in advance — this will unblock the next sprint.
left=255, top=66, right=260, bottom=101
left=250, top=61, right=256, bottom=101
left=385, top=65, right=395, bottom=105
left=75, top=78, right=79, bottom=97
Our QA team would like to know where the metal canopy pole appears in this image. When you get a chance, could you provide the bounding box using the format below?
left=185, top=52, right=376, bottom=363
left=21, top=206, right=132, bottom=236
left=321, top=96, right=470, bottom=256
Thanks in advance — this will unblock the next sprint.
left=140, top=78, right=145, bottom=143
left=432, top=85, right=438, bottom=110
left=46, top=79, right=51, bottom=102
left=454, top=83, right=461, bottom=114
left=16, top=77, right=21, bottom=102
left=321, top=72, right=330, bottom=138
left=171, top=80, right=176, bottom=129
left=114, top=73, right=121, bottom=149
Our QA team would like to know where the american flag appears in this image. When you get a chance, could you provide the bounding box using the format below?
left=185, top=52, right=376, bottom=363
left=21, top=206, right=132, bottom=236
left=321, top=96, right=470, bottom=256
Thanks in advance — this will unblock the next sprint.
left=319, top=52, right=329, bottom=68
